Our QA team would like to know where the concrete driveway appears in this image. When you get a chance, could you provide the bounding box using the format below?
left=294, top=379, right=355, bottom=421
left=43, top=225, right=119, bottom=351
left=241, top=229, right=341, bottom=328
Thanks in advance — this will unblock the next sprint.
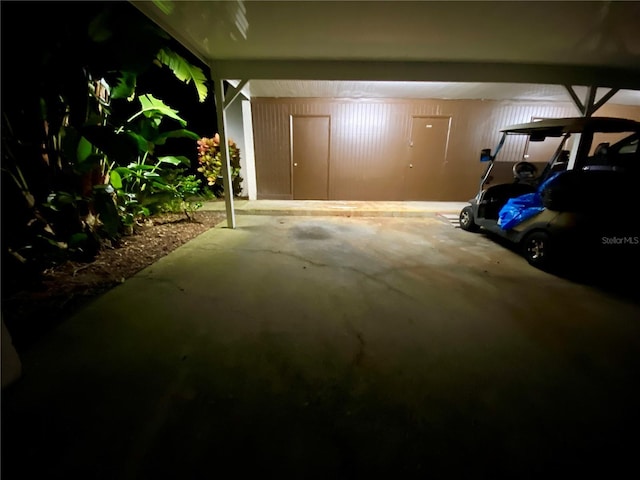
left=3, top=212, right=640, bottom=479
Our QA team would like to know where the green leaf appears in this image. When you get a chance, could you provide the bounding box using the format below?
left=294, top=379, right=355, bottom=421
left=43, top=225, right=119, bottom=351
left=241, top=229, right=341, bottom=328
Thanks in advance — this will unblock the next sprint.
left=114, top=166, right=135, bottom=180
left=60, top=126, right=80, bottom=161
left=127, top=132, right=151, bottom=152
left=74, top=154, right=104, bottom=174
left=68, top=233, right=89, bottom=248
left=37, top=235, right=67, bottom=250
left=151, top=181, right=172, bottom=190
left=137, top=94, right=187, bottom=127
left=110, top=170, right=122, bottom=189
left=128, top=164, right=155, bottom=171
left=49, top=191, right=79, bottom=206
left=80, top=126, right=139, bottom=164
left=76, top=136, right=93, bottom=163
left=157, top=156, right=190, bottom=166
left=155, top=129, right=201, bottom=144
left=157, top=48, right=208, bottom=102
left=110, top=72, right=137, bottom=100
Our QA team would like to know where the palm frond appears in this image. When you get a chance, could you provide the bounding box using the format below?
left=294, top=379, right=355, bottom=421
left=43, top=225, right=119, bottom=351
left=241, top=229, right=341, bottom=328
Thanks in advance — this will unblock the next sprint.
left=157, top=48, right=208, bottom=103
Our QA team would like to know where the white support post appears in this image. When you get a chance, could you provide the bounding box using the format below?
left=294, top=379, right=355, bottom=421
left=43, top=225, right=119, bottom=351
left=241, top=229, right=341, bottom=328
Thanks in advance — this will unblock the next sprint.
left=241, top=99, right=257, bottom=200
left=213, top=77, right=236, bottom=229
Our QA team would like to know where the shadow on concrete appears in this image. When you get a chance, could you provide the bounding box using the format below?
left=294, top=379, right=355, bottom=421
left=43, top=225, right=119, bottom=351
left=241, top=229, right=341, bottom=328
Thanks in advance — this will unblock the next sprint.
left=483, top=231, right=640, bottom=306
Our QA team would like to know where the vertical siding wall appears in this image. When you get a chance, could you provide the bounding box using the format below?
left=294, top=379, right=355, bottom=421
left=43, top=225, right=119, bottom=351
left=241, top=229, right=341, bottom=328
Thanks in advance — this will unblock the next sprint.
left=251, top=98, right=640, bottom=201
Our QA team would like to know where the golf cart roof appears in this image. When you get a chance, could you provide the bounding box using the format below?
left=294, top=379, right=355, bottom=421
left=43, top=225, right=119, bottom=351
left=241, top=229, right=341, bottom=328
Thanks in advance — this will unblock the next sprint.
left=500, top=117, right=640, bottom=136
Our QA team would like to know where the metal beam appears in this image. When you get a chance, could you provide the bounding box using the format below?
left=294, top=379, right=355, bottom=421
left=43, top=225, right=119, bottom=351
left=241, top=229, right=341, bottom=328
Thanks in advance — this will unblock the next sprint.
left=213, top=78, right=236, bottom=229
left=224, top=79, right=249, bottom=110
left=592, top=87, right=620, bottom=114
left=564, top=85, right=585, bottom=115
left=584, top=86, right=598, bottom=117
left=564, top=85, right=623, bottom=117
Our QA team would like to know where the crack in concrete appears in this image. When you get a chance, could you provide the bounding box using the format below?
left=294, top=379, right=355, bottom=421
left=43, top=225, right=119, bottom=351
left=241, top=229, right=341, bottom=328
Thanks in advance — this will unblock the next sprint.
left=234, top=247, right=418, bottom=300
left=142, top=246, right=427, bottom=302
left=345, top=266, right=415, bottom=300
left=133, top=275, right=188, bottom=293
left=251, top=248, right=332, bottom=268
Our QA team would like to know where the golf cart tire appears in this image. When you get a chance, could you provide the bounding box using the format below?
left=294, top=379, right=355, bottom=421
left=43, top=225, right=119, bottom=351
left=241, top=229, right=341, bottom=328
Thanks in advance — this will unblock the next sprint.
left=459, top=206, right=480, bottom=232
left=522, top=230, right=553, bottom=269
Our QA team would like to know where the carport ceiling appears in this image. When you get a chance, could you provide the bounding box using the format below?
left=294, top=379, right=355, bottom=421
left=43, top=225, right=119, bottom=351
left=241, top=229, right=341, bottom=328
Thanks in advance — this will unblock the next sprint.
left=132, top=0, right=640, bottom=100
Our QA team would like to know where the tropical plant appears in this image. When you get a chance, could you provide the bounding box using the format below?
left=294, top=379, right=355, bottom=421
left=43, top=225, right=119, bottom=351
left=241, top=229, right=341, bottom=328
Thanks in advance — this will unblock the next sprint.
left=1, top=2, right=212, bottom=291
left=196, top=134, right=244, bottom=197
left=90, top=93, right=203, bottom=225
left=156, top=173, right=205, bottom=220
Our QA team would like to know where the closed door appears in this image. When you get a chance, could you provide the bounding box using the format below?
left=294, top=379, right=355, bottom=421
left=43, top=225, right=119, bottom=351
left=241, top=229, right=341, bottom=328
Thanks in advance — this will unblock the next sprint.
left=405, top=116, right=451, bottom=200
left=291, top=116, right=330, bottom=200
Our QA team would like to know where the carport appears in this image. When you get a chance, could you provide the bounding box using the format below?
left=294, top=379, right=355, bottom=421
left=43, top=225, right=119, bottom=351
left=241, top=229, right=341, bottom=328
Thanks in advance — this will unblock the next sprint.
left=4, top=3, right=640, bottom=479
left=132, top=0, right=640, bottom=227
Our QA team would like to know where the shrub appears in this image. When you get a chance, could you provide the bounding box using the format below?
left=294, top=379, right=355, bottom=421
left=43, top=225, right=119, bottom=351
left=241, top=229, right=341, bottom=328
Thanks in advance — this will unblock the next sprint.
left=196, top=133, right=243, bottom=197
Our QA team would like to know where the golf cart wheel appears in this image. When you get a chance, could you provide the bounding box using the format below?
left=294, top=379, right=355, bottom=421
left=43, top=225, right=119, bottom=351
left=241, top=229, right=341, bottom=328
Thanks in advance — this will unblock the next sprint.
left=522, top=231, right=553, bottom=269
left=459, top=206, right=480, bottom=232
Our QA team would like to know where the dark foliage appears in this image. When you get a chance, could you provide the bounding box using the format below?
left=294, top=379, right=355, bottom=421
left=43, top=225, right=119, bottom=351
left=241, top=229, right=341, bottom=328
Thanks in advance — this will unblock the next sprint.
left=1, top=1, right=218, bottom=296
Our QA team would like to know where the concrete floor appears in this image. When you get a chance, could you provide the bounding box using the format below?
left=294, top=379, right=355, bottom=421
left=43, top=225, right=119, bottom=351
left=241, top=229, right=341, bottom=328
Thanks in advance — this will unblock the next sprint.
left=3, top=206, right=640, bottom=479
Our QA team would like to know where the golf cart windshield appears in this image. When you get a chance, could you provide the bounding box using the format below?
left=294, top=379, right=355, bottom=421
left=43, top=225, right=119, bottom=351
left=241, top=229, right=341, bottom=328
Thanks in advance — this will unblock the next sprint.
left=493, top=116, right=640, bottom=174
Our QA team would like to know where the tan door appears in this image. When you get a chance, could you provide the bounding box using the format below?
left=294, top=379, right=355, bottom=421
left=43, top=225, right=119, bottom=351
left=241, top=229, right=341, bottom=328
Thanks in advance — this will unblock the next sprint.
left=291, top=115, right=330, bottom=200
left=405, top=116, right=451, bottom=200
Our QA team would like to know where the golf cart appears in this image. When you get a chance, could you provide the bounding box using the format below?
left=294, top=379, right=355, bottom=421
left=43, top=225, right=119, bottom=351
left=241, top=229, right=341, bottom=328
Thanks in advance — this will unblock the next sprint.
left=459, top=116, right=640, bottom=270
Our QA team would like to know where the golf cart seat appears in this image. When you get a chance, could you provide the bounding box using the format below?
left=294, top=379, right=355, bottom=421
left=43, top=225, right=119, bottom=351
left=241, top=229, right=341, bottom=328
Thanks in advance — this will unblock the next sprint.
left=513, top=161, right=538, bottom=184
left=583, top=142, right=615, bottom=170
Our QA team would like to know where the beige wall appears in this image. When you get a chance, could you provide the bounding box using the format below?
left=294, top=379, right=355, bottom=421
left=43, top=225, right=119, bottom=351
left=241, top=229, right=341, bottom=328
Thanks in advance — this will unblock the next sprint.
left=251, top=98, right=640, bottom=201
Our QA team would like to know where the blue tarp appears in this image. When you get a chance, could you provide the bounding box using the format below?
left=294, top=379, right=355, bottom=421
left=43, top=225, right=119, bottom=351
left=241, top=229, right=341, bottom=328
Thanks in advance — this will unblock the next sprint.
left=498, top=173, right=561, bottom=230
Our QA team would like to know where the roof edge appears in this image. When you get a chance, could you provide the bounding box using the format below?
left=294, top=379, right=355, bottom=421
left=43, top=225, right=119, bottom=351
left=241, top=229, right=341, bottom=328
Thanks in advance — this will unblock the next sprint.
left=209, top=59, right=640, bottom=90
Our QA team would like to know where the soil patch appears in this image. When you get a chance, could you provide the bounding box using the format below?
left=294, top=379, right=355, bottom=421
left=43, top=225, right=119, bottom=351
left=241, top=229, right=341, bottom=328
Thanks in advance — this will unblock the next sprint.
left=2, top=211, right=226, bottom=352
